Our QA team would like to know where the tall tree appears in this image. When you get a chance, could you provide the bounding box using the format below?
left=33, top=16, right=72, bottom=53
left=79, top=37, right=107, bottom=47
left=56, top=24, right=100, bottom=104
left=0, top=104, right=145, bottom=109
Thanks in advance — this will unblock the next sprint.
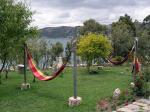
left=137, top=15, right=150, bottom=64
left=79, top=19, right=107, bottom=35
left=0, top=0, right=38, bottom=83
left=65, top=42, right=72, bottom=62
left=119, top=14, right=136, bottom=36
left=138, top=30, right=150, bottom=63
left=51, top=42, right=64, bottom=60
left=111, top=14, right=135, bottom=56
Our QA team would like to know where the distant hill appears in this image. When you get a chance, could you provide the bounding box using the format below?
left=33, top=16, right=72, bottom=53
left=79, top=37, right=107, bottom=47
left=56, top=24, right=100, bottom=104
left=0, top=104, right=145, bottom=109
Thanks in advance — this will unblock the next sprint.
left=40, top=26, right=79, bottom=38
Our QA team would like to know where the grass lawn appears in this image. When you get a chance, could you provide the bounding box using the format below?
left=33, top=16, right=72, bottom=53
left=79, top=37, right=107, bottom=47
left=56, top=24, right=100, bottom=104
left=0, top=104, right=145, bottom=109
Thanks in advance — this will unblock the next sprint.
left=0, top=66, right=132, bottom=112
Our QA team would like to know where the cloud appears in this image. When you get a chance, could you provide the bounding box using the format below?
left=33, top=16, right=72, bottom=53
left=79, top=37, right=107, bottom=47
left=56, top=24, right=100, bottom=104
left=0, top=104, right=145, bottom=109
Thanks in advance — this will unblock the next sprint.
left=23, top=0, right=150, bottom=28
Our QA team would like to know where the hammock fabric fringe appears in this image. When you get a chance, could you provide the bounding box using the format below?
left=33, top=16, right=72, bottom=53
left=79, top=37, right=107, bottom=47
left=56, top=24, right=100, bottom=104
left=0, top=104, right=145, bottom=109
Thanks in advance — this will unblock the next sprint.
left=108, top=45, right=135, bottom=65
left=132, top=58, right=141, bottom=73
left=26, top=47, right=67, bottom=81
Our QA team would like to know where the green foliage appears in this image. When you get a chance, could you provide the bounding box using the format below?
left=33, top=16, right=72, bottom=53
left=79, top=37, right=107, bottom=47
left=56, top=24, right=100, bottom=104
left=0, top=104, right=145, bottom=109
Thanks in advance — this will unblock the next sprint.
left=0, top=0, right=38, bottom=84
left=27, top=39, right=50, bottom=69
left=77, top=33, right=112, bottom=72
left=79, top=19, right=107, bottom=35
left=65, top=42, right=72, bottom=61
left=0, top=0, right=38, bottom=65
left=51, top=42, right=64, bottom=60
left=142, top=67, right=150, bottom=82
left=138, top=28, right=150, bottom=64
left=119, top=14, right=136, bottom=36
left=132, top=67, right=150, bottom=98
left=111, top=14, right=135, bottom=56
left=112, top=56, right=123, bottom=62
left=133, top=76, right=145, bottom=96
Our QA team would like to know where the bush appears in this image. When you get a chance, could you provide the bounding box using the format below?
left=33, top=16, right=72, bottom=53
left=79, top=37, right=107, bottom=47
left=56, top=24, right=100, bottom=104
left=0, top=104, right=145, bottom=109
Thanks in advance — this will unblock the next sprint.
left=132, top=68, right=150, bottom=98
left=89, top=66, right=99, bottom=74
left=142, top=67, right=150, bottom=82
left=112, top=56, right=123, bottom=62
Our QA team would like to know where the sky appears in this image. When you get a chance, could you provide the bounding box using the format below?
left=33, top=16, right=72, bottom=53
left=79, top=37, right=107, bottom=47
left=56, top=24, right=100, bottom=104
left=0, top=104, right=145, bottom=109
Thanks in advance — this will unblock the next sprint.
left=22, top=0, right=150, bottom=28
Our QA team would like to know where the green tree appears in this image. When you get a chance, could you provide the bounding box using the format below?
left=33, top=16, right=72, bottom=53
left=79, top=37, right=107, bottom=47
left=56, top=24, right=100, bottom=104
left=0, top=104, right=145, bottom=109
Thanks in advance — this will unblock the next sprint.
left=27, top=39, right=43, bottom=67
left=119, top=14, right=136, bottom=36
left=111, top=14, right=135, bottom=56
left=77, top=33, right=112, bottom=72
left=133, top=15, right=150, bottom=64
left=79, top=19, right=107, bottom=35
left=138, top=30, right=150, bottom=63
left=65, top=42, right=72, bottom=62
left=0, top=0, right=38, bottom=83
left=51, top=42, right=64, bottom=60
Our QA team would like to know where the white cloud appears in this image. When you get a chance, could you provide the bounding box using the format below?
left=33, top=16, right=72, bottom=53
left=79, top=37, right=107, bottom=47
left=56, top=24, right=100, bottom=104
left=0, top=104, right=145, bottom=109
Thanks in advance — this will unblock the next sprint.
left=23, top=0, right=150, bottom=28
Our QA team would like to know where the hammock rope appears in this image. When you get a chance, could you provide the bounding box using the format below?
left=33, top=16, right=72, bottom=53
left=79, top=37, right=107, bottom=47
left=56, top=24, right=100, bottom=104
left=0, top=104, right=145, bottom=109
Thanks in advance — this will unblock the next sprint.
left=108, top=45, right=135, bottom=65
left=26, top=46, right=69, bottom=81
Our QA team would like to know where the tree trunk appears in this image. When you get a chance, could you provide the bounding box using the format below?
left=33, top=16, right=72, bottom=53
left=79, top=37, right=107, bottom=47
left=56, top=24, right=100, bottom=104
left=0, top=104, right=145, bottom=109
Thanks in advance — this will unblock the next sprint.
left=5, top=63, right=9, bottom=79
left=5, top=70, right=8, bottom=79
left=0, top=58, right=7, bottom=84
left=33, top=76, right=36, bottom=82
left=86, top=60, right=91, bottom=73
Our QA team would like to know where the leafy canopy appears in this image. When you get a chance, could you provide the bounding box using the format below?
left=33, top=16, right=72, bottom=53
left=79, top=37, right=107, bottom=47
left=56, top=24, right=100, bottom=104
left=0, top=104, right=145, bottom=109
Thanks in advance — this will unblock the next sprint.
left=79, top=19, right=107, bottom=35
left=111, top=14, right=135, bottom=56
left=0, top=0, right=38, bottom=63
left=77, top=33, right=112, bottom=62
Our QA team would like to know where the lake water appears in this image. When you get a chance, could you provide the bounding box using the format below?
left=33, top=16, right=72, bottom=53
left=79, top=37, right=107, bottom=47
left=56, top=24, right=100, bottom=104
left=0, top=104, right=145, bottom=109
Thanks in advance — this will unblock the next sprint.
left=41, top=37, right=72, bottom=49
left=0, top=37, right=75, bottom=68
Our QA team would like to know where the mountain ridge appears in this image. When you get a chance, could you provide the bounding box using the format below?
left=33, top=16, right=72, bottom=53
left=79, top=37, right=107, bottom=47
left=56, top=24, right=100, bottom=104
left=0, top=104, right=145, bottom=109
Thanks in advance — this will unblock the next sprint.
left=39, top=26, right=79, bottom=38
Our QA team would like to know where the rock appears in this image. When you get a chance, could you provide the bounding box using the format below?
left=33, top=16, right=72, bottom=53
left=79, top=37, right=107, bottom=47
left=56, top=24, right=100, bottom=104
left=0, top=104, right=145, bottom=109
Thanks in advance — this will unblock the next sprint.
left=113, top=88, right=121, bottom=99
left=68, top=96, right=82, bottom=106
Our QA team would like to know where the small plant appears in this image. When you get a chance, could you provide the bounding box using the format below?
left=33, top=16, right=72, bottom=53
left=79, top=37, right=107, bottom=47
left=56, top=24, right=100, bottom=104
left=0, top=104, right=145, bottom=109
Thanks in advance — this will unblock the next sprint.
left=89, top=66, right=99, bottom=74
left=142, top=67, right=150, bottom=82
left=132, top=71, right=149, bottom=98
left=96, top=98, right=111, bottom=112
left=113, top=56, right=123, bottom=62
left=96, top=88, right=136, bottom=111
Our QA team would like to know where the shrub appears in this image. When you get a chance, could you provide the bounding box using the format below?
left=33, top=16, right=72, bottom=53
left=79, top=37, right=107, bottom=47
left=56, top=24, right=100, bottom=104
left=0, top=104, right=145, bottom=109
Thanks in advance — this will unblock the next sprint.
left=142, top=67, right=150, bottom=82
left=132, top=69, right=150, bottom=98
left=112, top=56, right=123, bottom=62
left=89, top=66, right=99, bottom=74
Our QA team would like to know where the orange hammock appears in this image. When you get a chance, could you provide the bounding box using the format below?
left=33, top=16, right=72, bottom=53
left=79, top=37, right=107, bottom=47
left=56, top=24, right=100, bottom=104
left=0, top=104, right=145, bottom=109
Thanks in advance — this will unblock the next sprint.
left=108, top=45, right=135, bottom=65
left=26, top=47, right=68, bottom=81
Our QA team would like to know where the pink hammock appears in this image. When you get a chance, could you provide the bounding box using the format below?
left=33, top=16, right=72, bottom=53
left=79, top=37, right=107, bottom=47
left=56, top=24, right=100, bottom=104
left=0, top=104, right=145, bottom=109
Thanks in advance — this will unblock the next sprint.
left=26, top=47, right=67, bottom=81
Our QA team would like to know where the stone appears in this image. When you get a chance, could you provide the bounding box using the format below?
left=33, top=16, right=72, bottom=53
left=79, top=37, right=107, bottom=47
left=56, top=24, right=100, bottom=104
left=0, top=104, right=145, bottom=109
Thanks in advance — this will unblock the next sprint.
left=125, top=104, right=140, bottom=111
left=137, top=99, right=150, bottom=105
left=117, top=99, right=150, bottom=112
left=133, top=102, right=148, bottom=107
left=21, top=83, right=30, bottom=90
left=117, top=107, right=133, bottom=112
left=113, top=88, right=121, bottom=99
left=68, top=96, right=82, bottom=106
